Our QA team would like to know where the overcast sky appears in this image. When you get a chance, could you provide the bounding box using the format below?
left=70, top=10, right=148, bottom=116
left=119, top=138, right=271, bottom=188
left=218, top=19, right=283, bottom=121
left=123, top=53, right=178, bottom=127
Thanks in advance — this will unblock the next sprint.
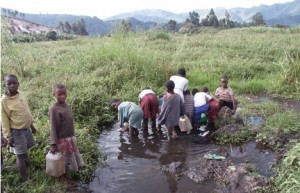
left=1, top=0, right=294, bottom=19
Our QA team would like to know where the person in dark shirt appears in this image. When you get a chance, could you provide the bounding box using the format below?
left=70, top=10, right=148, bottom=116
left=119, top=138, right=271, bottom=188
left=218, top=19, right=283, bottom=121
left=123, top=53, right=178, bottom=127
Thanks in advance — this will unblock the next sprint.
left=49, top=84, right=84, bottom=178
left=158, top=80, right=185, bottom=141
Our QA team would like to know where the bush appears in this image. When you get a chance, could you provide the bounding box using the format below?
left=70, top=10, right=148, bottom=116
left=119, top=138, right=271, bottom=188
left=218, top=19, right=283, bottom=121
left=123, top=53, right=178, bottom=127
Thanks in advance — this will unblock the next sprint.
left=46, top=30, right=57, bottom=41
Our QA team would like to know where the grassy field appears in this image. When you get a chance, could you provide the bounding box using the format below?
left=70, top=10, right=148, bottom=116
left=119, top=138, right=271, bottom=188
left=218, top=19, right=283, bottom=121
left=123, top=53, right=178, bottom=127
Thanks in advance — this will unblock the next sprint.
left=1, top=26, right=300, bottom=192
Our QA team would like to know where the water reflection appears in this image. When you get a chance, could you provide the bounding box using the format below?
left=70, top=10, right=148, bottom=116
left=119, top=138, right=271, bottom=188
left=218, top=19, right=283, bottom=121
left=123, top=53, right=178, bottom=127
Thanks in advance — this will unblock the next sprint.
left=118, top=131, right=163, bottom=160
left=89, top=123, right=276, bottom=193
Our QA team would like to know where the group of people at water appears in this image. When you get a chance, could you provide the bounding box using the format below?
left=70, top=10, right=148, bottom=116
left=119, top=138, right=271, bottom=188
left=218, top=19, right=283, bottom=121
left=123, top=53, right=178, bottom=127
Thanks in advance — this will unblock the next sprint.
left=0, top=69, right=237, bottom=183
left=111, top=68, right=237, bottom=141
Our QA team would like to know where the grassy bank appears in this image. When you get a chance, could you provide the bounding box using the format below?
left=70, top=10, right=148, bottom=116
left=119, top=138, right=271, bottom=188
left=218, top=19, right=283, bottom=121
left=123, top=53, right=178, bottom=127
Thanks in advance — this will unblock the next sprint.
left=1, top=27, right=300, bottom=192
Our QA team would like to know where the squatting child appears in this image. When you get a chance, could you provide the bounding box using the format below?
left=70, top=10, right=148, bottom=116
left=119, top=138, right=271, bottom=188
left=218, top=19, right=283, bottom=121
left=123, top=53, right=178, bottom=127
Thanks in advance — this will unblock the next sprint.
left=215, top=76, right=237, bottom=114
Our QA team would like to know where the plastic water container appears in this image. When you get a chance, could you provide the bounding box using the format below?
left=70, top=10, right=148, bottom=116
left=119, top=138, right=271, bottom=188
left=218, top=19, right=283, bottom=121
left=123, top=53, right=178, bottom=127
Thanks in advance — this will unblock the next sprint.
left=179, top=115, right=193, bottom=132
left=46, top=151, right=65, bottom=177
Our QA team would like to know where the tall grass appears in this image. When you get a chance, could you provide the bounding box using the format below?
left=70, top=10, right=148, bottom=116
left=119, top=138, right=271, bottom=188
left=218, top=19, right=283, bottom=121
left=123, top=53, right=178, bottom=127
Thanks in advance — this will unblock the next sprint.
left=1, top=26, right=300, bottom=192
left=275, top=143, right=300, bottom=193
left=280, top=50, right=300, bottom=94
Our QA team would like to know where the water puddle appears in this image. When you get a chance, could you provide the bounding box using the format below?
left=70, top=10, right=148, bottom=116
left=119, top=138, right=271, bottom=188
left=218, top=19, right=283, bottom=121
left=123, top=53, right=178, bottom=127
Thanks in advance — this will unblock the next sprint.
left=88, top=124, right=276, bottom=193
left=246, top=115, right=265, bottom=126
left=244, top=94, right=300, bottom=112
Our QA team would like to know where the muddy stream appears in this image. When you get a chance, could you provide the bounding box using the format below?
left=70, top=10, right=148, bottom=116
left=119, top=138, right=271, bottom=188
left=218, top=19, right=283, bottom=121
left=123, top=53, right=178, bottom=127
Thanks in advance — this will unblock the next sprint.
left=88, top=125, right=275, bottom=193
left=88, top=96, right=299, bottom=193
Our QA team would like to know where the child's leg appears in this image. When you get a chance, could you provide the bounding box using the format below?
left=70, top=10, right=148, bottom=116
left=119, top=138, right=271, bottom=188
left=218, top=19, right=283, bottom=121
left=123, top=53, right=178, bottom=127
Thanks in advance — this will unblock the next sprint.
left=167, top=127, right=173, bottom=141
left=143, top=118, right=149, bottom=134
left=129, top=127, right=134, bottom=137
left=172, top=128, right=178, bottom=139
left=17, top=153, right=29, bottom=182
left=151, top=117, right=156, bottom=130
left=157, top=124, right=162, bottom=132
left=134, top=128, right=139, bottom=136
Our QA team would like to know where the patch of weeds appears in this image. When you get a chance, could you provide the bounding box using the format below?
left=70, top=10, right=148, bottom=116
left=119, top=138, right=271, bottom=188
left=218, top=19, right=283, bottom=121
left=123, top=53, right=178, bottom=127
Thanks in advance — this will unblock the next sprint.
left=213, top=125, right=257, bottom=145
left=274, top=143, right=300, bottom=193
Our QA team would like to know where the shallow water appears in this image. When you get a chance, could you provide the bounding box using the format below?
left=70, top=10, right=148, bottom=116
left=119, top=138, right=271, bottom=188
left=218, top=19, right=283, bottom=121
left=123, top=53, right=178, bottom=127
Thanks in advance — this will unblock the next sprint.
left=244, top=94, right=300, bottom=112
left=88, top=124, right=276, bottom=193
left=246, top=115, right=265, bottom=126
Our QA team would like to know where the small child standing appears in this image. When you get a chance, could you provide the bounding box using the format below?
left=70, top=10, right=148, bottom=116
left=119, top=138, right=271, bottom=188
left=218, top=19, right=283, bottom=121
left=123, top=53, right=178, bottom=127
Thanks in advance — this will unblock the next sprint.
left=1, top=74, right=37, bottom=182
left=158, top=80, right=185, bottom=141
left=49, top=84, right=84, bottom=178
left=215, top=76, right=237, bottom=114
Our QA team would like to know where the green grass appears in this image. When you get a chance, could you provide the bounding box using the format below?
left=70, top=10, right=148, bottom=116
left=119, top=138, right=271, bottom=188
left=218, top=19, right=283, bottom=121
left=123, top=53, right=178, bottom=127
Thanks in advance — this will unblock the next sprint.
left=275, top=142, right=300, bottom=193
left=1, top=26, right=300, bottom=192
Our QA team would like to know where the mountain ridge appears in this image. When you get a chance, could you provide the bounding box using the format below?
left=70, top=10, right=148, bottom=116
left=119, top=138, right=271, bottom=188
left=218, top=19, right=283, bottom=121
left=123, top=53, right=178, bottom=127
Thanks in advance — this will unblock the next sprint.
left=2, top=0, right=299, bottom=35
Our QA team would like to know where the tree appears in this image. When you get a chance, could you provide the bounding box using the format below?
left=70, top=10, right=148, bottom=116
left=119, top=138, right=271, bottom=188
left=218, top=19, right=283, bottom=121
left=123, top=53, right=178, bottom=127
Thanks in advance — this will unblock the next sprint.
left=64, top=21, right=72, bottom=34
left=252, top=12, right=265, bottom=26
left=186, top=11, right=200, bottom=26
left=166, top=20, right=177, bottom=32
left=72, top=19, right=88, bottom=35
left=208, top=9, right=219, bottom=27
left=225, top=10, right=230, bottom=21
left=120, top=20, right=132, bottom=33
left=57, top=22, right=65, bottom=33
left=46, top=30, right=57, bottom=40
left=220, top=10, right=235, bottom=29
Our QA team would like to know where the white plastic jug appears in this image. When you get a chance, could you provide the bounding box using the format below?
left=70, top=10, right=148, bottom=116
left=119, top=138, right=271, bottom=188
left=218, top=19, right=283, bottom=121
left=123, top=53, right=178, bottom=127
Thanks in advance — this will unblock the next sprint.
left=179, top=115, right=193, bottom=132
left=46, top=151, right=65, bottom=177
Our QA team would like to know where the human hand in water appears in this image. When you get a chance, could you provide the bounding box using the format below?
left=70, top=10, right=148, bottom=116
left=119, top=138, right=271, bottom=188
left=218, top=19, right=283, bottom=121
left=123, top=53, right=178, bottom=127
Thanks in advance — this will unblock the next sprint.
left=50, top=144, right=57, bottom=154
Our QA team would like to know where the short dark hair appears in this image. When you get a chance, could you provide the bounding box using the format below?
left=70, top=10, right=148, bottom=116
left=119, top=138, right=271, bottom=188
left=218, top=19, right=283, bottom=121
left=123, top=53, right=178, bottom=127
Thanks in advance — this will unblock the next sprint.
left=184, top=89, right=190, bottom=95
left=178, top=68, right=186, bottom=77
left=192, top=88, right=199, bottom=96
left=221, top=75, right=228, bottom=81
left=52, top=84, right=66, bottom=93
left=4, top=74, right=18, bottom=81
left=165, top=80, right=175, bottom=91
left=200, top=86, right=209, bottom=92
left=111, top=99, right=121, bottom=105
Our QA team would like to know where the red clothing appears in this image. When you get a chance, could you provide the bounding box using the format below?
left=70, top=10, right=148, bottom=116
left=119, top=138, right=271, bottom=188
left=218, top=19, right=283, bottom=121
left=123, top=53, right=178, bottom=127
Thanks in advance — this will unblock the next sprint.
left=208, top=99, right=220, bottom=119
left=140, top=94, right=158, bottom=119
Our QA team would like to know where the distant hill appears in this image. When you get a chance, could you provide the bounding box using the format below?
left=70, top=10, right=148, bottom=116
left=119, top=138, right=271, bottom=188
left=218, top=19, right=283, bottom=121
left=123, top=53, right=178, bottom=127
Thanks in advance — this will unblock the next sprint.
left=229, top=0, right=300, bottom=26
left=106, top=0, right=300, bottom=26
left=1, top=0, right=299, bottom=36
left=12, top=14, right=113, bottom=35
left=106, top=9, right=185, bottom=23
left=2, top=16, right=55, bottom=35
left=7, top=13, right=157, bottom=36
